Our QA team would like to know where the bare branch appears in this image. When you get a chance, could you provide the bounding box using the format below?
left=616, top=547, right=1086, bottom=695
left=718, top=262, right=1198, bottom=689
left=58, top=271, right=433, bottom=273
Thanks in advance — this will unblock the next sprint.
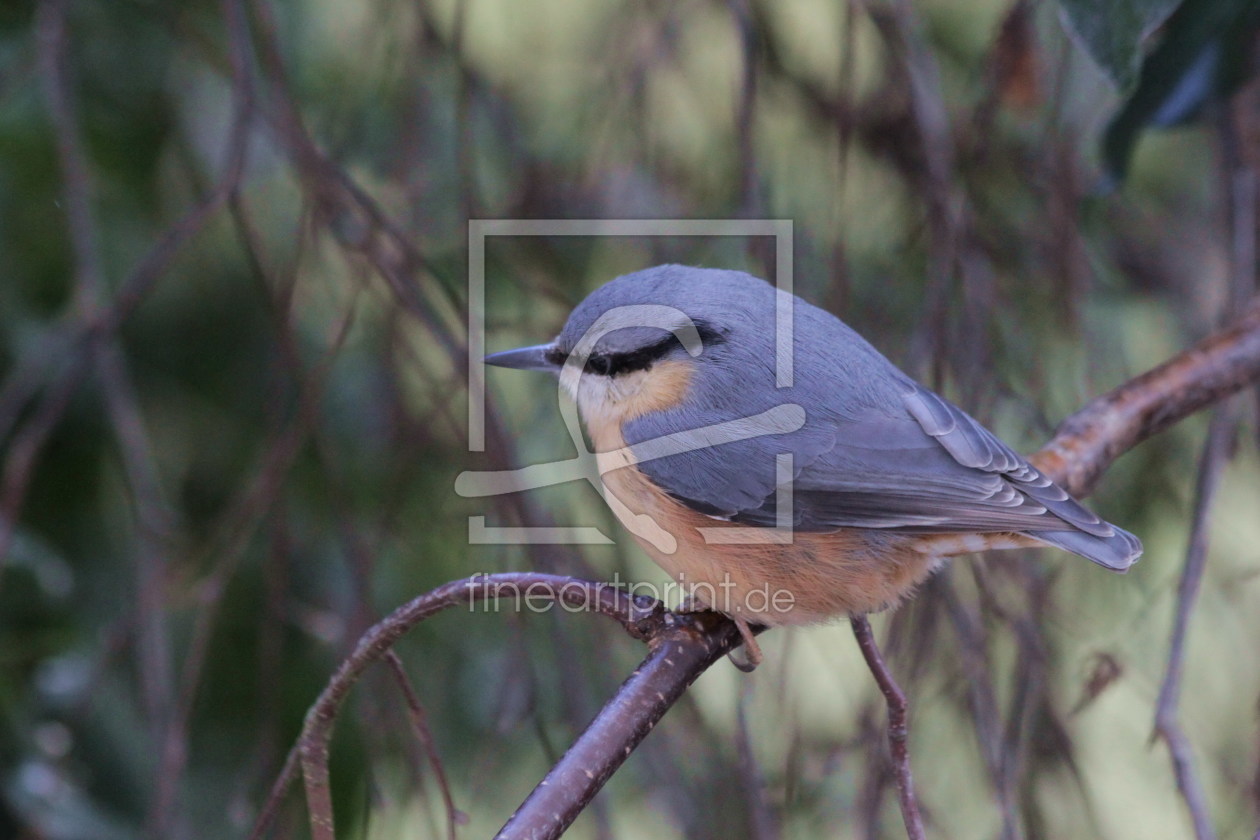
left=1152, top=402, right=1234, bottom=840
left=850, top=616, right=926, bottom=840
left=382, top=650, right=462, bottom=840
left=492, top=302, right=1260, bottom=837
left=249, top=274, right=1260, bottom=839
left=251, top=738, right=301, bottom=840
left=734, top=683, right=780, bottom=840
left=938, top=576, right=1021, bottom=839
left=496, top=611, right=752, bottom=839
left=248, top=573, right=662, bottom=840
left=1031, top=298, right=1260, bottom=495
left=495, top=609, right=750, bottom=838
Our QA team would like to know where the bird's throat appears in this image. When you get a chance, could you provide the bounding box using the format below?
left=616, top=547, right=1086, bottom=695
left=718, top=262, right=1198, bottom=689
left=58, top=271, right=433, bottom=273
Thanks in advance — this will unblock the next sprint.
left=572, top=359, right=694, bottom=440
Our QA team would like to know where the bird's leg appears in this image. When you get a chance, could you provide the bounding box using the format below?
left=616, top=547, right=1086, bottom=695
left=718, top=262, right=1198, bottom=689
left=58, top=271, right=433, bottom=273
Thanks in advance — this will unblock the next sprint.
left=674, top=593, right=709, bottom=614
left=728, top=616, right=763, bottom=673
left=670, top=594, right=762, bottom=671
left=850, top=614, right=926, bottom=840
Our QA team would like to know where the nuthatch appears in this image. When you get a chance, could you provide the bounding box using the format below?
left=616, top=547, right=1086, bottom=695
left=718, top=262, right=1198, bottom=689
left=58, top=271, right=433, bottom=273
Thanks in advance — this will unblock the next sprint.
left=486, top=266, right=1140, bottom=658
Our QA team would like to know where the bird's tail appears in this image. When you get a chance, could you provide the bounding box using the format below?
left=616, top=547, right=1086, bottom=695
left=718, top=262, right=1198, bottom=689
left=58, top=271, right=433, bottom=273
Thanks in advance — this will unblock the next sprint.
left=1029, top=525, right=1143, bottom=572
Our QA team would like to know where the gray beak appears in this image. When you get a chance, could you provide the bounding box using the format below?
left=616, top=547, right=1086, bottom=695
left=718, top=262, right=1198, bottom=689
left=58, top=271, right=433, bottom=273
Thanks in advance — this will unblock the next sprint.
left=484, top=343, right=560, bottom=373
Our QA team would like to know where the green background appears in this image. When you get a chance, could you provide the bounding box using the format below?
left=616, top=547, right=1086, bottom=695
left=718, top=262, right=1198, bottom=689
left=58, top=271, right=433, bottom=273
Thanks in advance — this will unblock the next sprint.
left=1, top=0, right=1257, bottom=838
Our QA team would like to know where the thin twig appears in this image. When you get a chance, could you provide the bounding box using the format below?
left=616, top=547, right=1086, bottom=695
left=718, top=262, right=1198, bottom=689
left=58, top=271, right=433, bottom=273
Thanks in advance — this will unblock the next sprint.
left=938, top=577, right=1021, bottom=840
left=96, top=341, right=180, bottom=838
left=35, top=0, right=106, bottom=306
left=866, top=0, right=969, bottom=385
left=992, top=569, right=1048, bottom=840
left=1030, top=297, right=1260, bottom=494
left=248, top=573, right=663, bottom=840
left=0, top=362, right=85, bottom=579
left=734, top=682, right=780, bottom=840
left=856, top=706, right=891, bottom=840
left=175, top=297, right=359, bottom=743
left=1, top=0, right=257, bottom=593
left=382, top=650, right=462, bottom=840
left=250, top=278, right=1260, bottom=837
left=250, top=740, right=301, bottom=840
left=37, top=5, right=181, bottom=806
left=730, top=0, right=759, bottom=217
left=246, top=0, right=462, bottom=358
left=850, top=615, right=926, bottom=840
left=1151, top=404, right=1233, bottom=840
left=495, top=610, right=754, bottom=839
left=0, top=0, right=106, bottom=587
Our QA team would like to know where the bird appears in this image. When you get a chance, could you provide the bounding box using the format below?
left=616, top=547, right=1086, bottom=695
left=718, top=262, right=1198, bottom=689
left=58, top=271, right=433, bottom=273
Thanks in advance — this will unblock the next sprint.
left=484, top=265, right=1141, bottom=663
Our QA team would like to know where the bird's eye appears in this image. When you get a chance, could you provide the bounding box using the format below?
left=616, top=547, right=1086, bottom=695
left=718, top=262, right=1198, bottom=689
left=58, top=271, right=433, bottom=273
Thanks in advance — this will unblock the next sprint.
left=586, top=354, right=611, bottom=376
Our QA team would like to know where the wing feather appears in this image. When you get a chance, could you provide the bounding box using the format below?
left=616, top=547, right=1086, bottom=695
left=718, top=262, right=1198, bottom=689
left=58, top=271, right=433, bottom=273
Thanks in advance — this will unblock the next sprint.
left=624, top=383, right=1139, bottom=570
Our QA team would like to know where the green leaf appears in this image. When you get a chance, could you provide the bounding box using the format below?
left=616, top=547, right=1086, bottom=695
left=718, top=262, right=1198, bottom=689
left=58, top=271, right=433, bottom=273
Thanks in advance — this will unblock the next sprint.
left=1101, top=0, right=1260, bottom=185
left=1057, top=0, right=1184, bottom=90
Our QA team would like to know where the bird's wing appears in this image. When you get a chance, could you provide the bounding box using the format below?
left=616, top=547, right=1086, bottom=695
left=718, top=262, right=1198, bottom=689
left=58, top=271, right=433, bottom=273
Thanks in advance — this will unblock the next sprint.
left=622, top=384, right=1140, bottom=568
left=620, top=400, right=838, bottom=516
left=794, top=384, right=1117, bottom=535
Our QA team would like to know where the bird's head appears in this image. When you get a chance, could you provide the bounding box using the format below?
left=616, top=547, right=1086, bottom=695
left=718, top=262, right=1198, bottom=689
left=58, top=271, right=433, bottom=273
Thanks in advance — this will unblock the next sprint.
left=485, top=265, right=776, bottom=426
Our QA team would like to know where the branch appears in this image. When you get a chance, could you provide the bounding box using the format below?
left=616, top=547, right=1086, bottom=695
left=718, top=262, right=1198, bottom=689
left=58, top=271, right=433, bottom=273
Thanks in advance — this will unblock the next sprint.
left=259, top=300, right=1260, bottom=840
left=1152, top=402, right=1233, bottom=840
left=248, top=573, right=663, bottom=840
left=499, top=300, right=1260, bottom=837
left=495, top=611, right=748, bottom=838
left=1030, top=297, right=1260, bottom=495
left=851, top=615, right=926, bottom=840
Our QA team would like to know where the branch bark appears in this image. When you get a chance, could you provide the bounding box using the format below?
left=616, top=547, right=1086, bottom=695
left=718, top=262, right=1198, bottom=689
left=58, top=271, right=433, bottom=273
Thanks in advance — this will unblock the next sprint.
left=851, top=615, right=926, bottom=840
left=495, top=611, right=747, bottom=838
left=1029, top=297, right=1260, bottom=494
left=497, top=298, right=1260, bottom=837
left=249, top=573, right=664, bottom=840
left=257, top=298, right=1260, bottom=840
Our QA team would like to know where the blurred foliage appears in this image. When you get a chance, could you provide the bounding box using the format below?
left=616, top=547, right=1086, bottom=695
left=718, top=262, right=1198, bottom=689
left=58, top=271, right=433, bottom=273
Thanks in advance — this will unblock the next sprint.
left=1056, top=0, right=1184, bottom=91
left=1, top=0, right=1259, bottom=839
left=1100, top=0, right=1260, bottom=184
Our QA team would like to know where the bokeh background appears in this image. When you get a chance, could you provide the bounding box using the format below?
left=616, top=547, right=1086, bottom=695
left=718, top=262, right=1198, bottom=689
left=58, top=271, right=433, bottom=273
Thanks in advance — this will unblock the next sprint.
left=2, top=0, right=1259, bottom=838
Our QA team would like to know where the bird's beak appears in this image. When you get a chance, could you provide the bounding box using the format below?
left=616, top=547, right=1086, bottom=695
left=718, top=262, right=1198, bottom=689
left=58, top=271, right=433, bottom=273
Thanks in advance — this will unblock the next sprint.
left=483, top=343, right=560, bottom=373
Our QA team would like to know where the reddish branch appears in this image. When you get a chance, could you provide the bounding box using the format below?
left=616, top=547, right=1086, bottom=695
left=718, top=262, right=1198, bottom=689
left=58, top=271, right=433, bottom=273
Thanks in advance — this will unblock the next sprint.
left=253, top=300, right=1260, bottom=840
left=1145, top=115, right=1256, bottom=840
left=492, top=297, right=1260, bottom=839
left=495, top=611, right=749, bottom=839
left=249, top=573, right=664, bottom=840
left=1030, top=298, right=1260, bottom=494
left=381, top=650, right=462, bottom=840
left=1153, top=404, right=1234, bottom=840
left=851, top=615, right=926, bottom=840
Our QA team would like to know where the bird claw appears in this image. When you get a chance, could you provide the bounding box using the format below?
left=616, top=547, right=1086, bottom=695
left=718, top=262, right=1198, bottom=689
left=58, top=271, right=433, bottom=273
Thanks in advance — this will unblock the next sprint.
left=727, top=616, right=763, bottom=672
left=675, top=594, right=710, bottom=615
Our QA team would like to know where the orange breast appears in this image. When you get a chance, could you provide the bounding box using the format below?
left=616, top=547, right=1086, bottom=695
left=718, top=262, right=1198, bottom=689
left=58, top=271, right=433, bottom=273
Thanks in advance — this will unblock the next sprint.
left=588, top=418, right=940, bottom=626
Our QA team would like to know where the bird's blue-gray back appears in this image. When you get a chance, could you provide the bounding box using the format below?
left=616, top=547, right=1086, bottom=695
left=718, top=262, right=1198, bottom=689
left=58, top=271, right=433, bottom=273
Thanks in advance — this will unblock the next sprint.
left=587, top=266, right=1139, bottom=569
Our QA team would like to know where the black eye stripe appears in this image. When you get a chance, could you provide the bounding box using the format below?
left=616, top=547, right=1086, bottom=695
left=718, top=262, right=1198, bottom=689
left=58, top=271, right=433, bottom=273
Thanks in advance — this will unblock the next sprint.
left=589, top=333, right=680, bottom=375
left=567, top=321, right=725, bottom=377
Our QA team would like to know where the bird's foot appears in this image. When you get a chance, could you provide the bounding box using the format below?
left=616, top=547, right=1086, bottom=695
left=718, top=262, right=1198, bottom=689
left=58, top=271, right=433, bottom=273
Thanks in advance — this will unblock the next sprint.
left=675, top=594, right=712, bottom=615
left=727, top=616, right=763, bottom=672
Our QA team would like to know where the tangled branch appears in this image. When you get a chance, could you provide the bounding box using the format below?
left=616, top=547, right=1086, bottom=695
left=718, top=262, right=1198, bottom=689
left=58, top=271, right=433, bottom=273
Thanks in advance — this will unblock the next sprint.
left=250, top=295, right=1260, bottom=840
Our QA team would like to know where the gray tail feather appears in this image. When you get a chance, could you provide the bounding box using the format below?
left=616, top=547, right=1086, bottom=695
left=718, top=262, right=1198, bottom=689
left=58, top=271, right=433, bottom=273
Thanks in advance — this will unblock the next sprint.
left=1029, top=525, right=1143, bottom=572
